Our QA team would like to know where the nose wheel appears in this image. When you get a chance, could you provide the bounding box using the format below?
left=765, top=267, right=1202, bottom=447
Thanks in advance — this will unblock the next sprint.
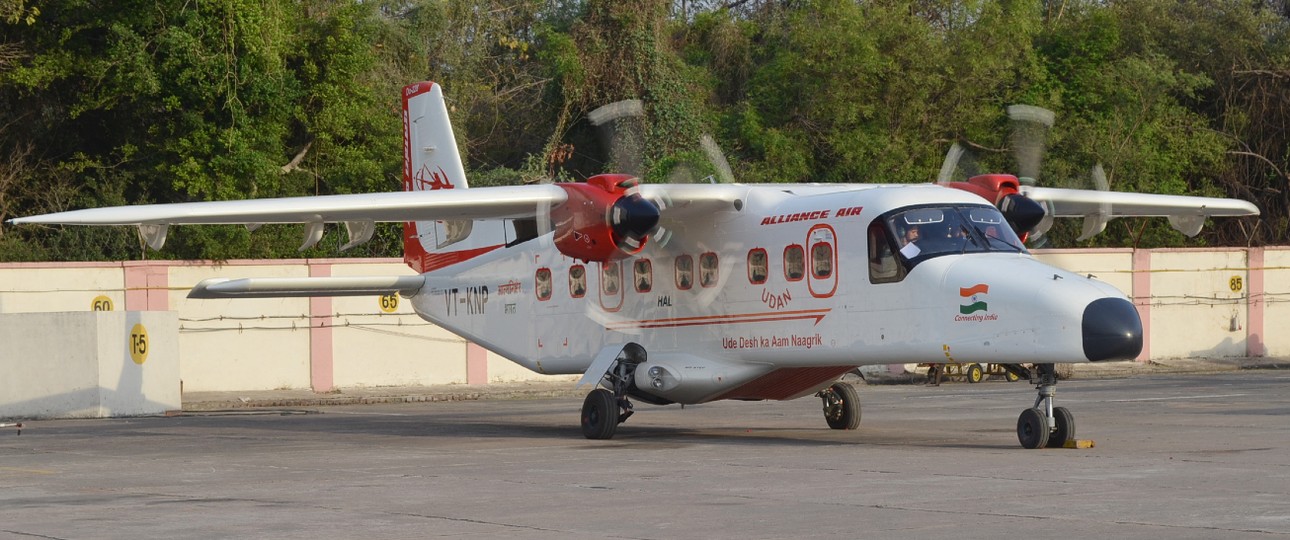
left=1016, top=363, right=1076, bottom=449
left=817, top=382, right=861, bottom=430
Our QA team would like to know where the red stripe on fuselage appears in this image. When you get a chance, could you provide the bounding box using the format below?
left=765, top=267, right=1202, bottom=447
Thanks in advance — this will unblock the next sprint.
left=604, top=309, right=831, bottom=330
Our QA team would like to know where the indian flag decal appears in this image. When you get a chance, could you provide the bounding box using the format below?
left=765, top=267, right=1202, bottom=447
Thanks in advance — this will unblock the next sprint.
left=959, top=284, right=989, bottom=314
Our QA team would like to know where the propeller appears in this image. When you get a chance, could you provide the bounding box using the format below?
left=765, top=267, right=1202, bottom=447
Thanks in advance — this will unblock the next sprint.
left=939, top=104, right=1062, bottom=244
left=592, top=99, right=674, bottom=248
left=588, top=99, right=646, bottom=178
left=1007, top=104, right=1058, bottom=245
left=1006, top=104, right=1056, bottom=185
left=1075, top=163, right=1112, bottom=241
left=609, top=186, right=661, bottom=251
left=585, top=98, right=734, bottom=249
left=700, top=134, right=735, bottom=185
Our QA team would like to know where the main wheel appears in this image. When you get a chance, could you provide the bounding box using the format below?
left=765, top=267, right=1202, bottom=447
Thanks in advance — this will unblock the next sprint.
left=1005, top=370, right=1020, bottom=382
left=1046, top=406, right=1076, bottom=448
left=822, top=382, right=861, bottom=430
left=1017, top=408, right=1050, bottom=449
left=581, top=388, right=619, bottom=440
left=966, top=363, right=984, bottom=384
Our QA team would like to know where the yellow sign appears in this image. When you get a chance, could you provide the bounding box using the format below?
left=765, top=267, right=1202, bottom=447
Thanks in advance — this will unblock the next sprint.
left=1229, top=276, right=1244, bottom=293
left=92, top=295, right=114, bottom=311
left=379, top=294, right=400, bottom=313
left=129, top=324, right=149, bottom=365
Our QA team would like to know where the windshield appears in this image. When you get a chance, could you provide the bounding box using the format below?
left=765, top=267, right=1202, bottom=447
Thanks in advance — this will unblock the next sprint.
left=887, top=205, right=1027, bottom=267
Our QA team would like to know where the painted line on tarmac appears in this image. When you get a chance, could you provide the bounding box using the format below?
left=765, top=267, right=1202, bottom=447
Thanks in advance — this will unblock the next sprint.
left=1103, top=393, right=1248, bottom=403
left=325, top=410, right=413, bottom=417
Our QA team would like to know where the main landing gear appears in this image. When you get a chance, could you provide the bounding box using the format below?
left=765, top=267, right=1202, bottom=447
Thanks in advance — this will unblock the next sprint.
left=817, top=382, right=861, bottom=430
left=1015, top=363, right=1076, bottom=449
left=579, top=345, right=644, bottom=440
left=581, top=388, right=631, bottom=439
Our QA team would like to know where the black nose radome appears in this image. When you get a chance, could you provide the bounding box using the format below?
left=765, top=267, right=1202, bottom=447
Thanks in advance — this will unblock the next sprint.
left=1082, top=298, right=1143, bottom=362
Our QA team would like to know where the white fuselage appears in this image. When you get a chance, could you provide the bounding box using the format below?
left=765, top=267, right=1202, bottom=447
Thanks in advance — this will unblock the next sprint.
left=411, top=184, right=1130, bottom=404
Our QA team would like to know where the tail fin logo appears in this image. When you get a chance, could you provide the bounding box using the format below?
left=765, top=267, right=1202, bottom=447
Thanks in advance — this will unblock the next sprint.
left=959, top=283, right=989, bottom=314
left=414, top=164, right=455, bottom=191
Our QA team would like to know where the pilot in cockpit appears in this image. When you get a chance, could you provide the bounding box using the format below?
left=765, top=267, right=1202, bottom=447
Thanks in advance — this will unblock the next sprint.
left=899, top=225, right=922, bottom=258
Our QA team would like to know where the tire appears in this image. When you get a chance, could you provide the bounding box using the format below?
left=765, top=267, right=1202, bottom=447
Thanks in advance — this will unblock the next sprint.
left=1047, top=406, right=1076, bottom=448
left=823, top=382, right=861, bottom=430
left=581, top=388, right=618, bottom=440
left=1017, top=408, right=1050, bottom=449
left=966, top=363, right=984, bottom=384
left=1005, top=371, right=1020, bottom=382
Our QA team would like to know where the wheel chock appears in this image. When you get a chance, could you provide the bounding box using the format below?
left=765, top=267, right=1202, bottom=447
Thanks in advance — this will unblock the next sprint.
left=1063, top=439, right=1095, bottom=449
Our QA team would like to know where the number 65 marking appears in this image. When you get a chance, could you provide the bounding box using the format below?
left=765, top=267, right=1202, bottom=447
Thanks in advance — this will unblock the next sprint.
left=379, top=294, right=400, bottom=313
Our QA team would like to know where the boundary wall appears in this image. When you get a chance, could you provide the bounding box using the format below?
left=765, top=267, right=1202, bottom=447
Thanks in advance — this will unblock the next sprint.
left=0, top=249, right=1284, bottom=393
left=0, top=311, right=180, bottom=418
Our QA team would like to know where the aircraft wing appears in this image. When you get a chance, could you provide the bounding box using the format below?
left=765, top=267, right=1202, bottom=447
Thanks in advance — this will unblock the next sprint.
left=1022, top=186, right=1259, bottom=218
left=8, top=182, right=752, bottom=252
left=9, top=183, right=752, bottom=226
left=8, top=185, right=571, bottom=226
left=1020, top=186, right=1259, bottom=238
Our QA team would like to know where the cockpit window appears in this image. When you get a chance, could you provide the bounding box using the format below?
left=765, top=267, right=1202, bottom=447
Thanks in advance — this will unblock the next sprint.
left=868, top=221, right=904, bottom=283
left=883, top=205, right=1027, bottom=271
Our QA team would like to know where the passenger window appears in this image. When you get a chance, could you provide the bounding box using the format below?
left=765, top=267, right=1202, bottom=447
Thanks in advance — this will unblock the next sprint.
left=535, top=268, right=553, bottom=301
left=634, top=259, right=653, bottom=293
left=868, top=221, right=904, bottom=283
left=811, top=242, right=833, bottom=279
left=784, top=245, right=805, bottom=281
left=699, top=252, right=719, bottom=288
left=601, top=262, right=621, bottom=295
left=569, top=265, right=587, bottom=298
left=747, top=249, right=768, bottom=284
left=675, top=255, right=694, bottom=290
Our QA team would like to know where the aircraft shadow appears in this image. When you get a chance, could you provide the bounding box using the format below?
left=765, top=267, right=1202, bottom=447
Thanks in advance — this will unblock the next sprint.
left=154, top=406, right=1013, bottom=450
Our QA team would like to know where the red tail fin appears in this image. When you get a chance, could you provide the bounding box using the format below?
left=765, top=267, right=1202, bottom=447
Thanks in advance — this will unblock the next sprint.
left=401, top=82, right=504, bottom=273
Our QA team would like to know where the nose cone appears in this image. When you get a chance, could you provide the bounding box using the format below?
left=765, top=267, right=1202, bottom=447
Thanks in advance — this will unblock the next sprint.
left=1082, top=298, right=1143, bottom=362
left=611, top=193, right=660, bottom=243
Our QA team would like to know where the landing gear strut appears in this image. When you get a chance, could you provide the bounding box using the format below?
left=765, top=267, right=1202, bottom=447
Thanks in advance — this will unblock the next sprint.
left=1016, top=363, right=1076, bottom=449
left=579, top=345, right=643, bottom=440
left=817, top=382, right=861, bottom=430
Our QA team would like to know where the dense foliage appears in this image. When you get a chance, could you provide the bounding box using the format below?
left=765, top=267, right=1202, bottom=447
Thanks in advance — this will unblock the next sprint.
left=0, top=0, right=1286, bottom=260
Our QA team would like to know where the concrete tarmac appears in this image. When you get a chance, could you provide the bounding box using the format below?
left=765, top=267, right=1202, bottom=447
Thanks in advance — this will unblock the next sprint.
left=2, top=371, right=1289, bottom=539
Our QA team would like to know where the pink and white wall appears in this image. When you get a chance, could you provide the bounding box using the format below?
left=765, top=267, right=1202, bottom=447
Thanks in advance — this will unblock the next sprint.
left=0, top=248, right=1284, bottom=393
left=1032, top=247, right=1282, bottom=361
left=0, top=258, right=562, bottom=392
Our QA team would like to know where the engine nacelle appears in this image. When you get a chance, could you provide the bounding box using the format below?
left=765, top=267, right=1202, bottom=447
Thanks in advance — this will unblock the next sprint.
left=947, top=173, right=1020, bottom=203
left=551, top=174, right=660, bottom=263
left=947, top=174, right=1045, bottom=238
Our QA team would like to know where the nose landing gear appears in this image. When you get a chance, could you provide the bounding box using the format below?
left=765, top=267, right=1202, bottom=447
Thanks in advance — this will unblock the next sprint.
left=1016, top=363, right=1076, bottom=449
